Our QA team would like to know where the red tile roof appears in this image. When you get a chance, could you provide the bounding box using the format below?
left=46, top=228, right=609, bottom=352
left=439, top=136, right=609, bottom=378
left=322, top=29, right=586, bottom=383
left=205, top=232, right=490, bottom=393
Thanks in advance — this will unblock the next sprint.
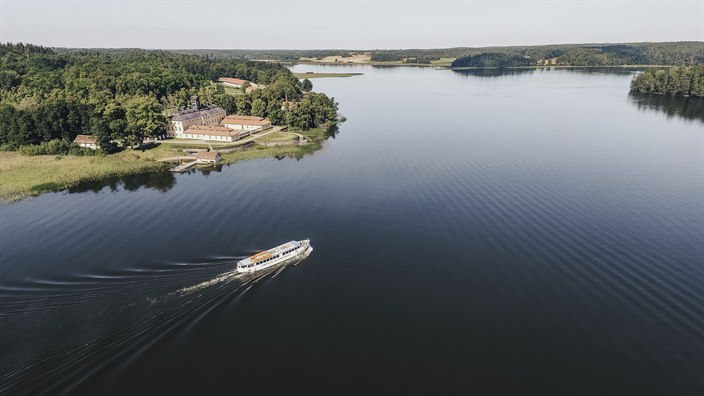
left=221, top=115, right=271, bottom=126
left=73, top=134, right=97, bottom=144
left=185, top=125, right=234, bottom=137
left=219, top=77, right=248, bottom=86
left=197, top=151, right=221, bottom=161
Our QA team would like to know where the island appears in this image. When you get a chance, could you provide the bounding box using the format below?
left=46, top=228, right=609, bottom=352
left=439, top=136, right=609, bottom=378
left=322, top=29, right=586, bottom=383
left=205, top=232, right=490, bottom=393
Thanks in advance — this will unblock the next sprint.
left=0, top=43, right=339, bottom=202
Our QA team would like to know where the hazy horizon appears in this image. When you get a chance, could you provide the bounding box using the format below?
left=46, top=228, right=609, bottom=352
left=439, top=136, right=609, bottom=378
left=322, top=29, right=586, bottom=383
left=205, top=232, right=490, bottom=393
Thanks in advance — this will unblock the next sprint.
left=5, top=40, right=704, bottom=51
left=1, top=0, right=702, bottom=50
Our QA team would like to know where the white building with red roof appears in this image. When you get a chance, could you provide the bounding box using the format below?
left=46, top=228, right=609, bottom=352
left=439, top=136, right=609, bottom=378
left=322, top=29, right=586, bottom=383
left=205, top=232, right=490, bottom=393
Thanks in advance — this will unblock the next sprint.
left=221, top=115, right=272, bottom=132
left=73, top=134, right=99, bottom=149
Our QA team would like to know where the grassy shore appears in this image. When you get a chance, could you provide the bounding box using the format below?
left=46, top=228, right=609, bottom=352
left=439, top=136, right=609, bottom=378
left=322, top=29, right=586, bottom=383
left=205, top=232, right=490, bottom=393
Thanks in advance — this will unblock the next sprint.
left=0, top=150, right=168, bottom=203
left=293, top=72, right=363, bottom=79
left=255, top=132, right=298, bottom=142
left=220, top=143, right=319, bottom=164
left=0, top=124, right=335, bottom=203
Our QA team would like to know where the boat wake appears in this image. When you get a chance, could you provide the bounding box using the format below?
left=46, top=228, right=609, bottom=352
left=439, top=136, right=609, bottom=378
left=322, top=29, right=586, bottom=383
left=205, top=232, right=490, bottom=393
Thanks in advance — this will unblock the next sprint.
left=0, top=255, right=306, bottom=396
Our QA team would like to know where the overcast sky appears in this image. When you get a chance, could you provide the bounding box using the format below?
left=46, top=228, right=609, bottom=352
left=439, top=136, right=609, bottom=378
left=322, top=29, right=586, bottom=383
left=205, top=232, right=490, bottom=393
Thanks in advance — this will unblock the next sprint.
left=1, top=0, right=702, bottom=49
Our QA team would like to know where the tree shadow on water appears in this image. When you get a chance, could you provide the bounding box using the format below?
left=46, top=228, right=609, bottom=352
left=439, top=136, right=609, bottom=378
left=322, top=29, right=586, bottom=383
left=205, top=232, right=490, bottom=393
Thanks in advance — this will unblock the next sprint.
left=628, top=93, right=704, bottom=125
left=68, top=172, right=177, bottom=195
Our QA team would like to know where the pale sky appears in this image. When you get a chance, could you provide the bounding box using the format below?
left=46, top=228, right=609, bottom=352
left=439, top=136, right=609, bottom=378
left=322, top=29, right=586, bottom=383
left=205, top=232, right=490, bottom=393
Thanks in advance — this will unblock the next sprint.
left=0, top=0, right=702, bottom=49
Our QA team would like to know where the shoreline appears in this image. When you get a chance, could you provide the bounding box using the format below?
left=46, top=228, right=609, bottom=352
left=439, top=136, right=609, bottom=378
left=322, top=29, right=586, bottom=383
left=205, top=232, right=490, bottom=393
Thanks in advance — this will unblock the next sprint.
left=295, top=60, right=675, bottom=69
left=449, top=64, right=675, bottom=70
left=0, top=124, right=335, bottom=204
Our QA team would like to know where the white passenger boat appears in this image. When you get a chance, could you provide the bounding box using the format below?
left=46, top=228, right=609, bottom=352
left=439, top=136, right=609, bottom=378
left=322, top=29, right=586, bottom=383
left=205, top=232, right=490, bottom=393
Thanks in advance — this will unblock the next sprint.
left=236, top=239, right=312, bottom=273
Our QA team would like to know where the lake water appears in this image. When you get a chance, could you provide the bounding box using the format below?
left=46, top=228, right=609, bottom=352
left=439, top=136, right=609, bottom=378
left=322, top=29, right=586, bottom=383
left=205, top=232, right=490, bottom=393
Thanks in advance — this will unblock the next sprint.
left=1, top=65, right=703, bottom=395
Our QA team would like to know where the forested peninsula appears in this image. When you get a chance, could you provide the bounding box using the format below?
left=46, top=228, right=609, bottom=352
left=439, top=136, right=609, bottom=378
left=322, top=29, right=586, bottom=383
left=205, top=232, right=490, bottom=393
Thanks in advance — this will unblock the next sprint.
left=630, top=66, right=704, bottom=97
left=0, top=43, right=336, bottom=150
left=450, top=43, right=704, bottom=68
left=0, top=43, right=338, bottom=202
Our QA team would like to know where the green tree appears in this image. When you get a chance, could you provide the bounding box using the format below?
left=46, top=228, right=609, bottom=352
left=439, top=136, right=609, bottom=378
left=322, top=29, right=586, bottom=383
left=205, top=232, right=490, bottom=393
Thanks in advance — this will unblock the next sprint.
left=251, top=98, right=267, bottom=117
left=630, top=66, right=704, bottom=97
left=214, top=93, right=237, bottom=115
left=301, top=78, right=313, bottom=92
left=125, top=96, right=166, bottom=148
left=235, top=95, right=252, bottom=115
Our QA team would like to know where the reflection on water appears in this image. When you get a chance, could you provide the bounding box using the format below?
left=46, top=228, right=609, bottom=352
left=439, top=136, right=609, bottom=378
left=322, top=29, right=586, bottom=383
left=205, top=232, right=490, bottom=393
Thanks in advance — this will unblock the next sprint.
left=453, top=68, right=536, bottom=78
left=326, top=124, right=340, bottom=139
left=628, top=93, right=704, bottom=124
left=67, top=125, right=343, bottom=195
left=453, top=66, right=647, bottom=78
left=68, top=172, right=177, bottom=195
left=2, top=64, right=703, bottom=395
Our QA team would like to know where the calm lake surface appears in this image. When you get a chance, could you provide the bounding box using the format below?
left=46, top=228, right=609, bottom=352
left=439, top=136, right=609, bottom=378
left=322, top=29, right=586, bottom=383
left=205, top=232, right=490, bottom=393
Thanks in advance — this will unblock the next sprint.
left=1, top=65, right=703, bottom=395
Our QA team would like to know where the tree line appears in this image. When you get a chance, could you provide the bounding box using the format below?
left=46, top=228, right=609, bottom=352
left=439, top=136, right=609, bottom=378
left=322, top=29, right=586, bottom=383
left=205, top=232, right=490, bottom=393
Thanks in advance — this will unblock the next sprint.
left=450, top=42, right=704, bottom=68
left=148, top=43, right=704, bottom=68
left=630, top=66, right=704, bottom=97
left=393, top=42, right=704, bottom=67
left=0, top=43, right=338, bottom=152
left=172, top=42, right=704, bottom=67
left=451, top=53, right=533, bottom=68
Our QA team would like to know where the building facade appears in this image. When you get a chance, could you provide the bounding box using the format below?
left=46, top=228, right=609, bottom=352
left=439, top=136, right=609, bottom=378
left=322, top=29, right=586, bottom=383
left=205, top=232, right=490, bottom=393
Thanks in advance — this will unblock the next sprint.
left=181, top=125, right=240, bottom=142
left=167, top=96, right=226, bottom=138
left=221, top=115, right=272, bottom=132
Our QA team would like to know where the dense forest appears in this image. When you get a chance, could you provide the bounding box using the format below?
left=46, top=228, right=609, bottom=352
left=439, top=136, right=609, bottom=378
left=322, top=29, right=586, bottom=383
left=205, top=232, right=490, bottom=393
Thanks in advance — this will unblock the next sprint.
left=451, top=42, right=704, bottom=68
left=169, top=49, right=350, bottom=62
left=0, top=43, right=337, bottom=152
left=629, top=66, right=704, bottom=97
left=450, top=53, right=534, bottom=68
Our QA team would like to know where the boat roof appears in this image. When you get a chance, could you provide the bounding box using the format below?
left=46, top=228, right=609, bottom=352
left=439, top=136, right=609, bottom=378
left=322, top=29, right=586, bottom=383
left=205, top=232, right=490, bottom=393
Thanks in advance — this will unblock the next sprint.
left=238, top=241, right=300, bottom=266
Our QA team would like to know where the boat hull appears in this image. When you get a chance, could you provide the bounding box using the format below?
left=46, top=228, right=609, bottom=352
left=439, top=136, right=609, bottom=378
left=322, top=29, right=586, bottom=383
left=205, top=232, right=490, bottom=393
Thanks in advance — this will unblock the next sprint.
left=236, top=239, right=312, bottom=274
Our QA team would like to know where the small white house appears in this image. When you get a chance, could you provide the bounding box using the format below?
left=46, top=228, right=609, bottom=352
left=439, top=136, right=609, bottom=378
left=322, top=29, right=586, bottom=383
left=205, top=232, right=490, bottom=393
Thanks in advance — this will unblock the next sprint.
left=197, top=151, right=222, bottom=163
left=73, top=134, right=99, bottom=149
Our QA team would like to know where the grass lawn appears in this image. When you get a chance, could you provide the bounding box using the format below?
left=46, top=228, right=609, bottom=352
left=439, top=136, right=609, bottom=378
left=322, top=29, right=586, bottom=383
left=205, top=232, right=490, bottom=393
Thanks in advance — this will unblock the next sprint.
left=299, top=54, right=371, bottom=64
left=215, top=82, right=244, bottom=95
left=255, top=132, right=297, bottom=142
left=431, top=57, right=456, bottom=66
left=292, top=72, right=363, bottom=79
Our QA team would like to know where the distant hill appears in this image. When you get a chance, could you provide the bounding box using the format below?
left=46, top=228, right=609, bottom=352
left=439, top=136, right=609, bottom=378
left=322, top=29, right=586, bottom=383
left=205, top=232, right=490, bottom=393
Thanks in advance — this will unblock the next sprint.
left=164, top=42, right=704, bottom=67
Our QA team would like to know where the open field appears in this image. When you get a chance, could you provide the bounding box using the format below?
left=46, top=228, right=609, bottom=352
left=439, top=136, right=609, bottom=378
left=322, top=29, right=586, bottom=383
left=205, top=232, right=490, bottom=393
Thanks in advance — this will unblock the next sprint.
left=431, top=57, right=456, bottom=66
left=299, top=53, right=371, bottom=64
left=370, top=57, right=456, bottom=67
left=293, top=72, right=363, bottom=79
left=217, top=83, right=245, bottom=95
